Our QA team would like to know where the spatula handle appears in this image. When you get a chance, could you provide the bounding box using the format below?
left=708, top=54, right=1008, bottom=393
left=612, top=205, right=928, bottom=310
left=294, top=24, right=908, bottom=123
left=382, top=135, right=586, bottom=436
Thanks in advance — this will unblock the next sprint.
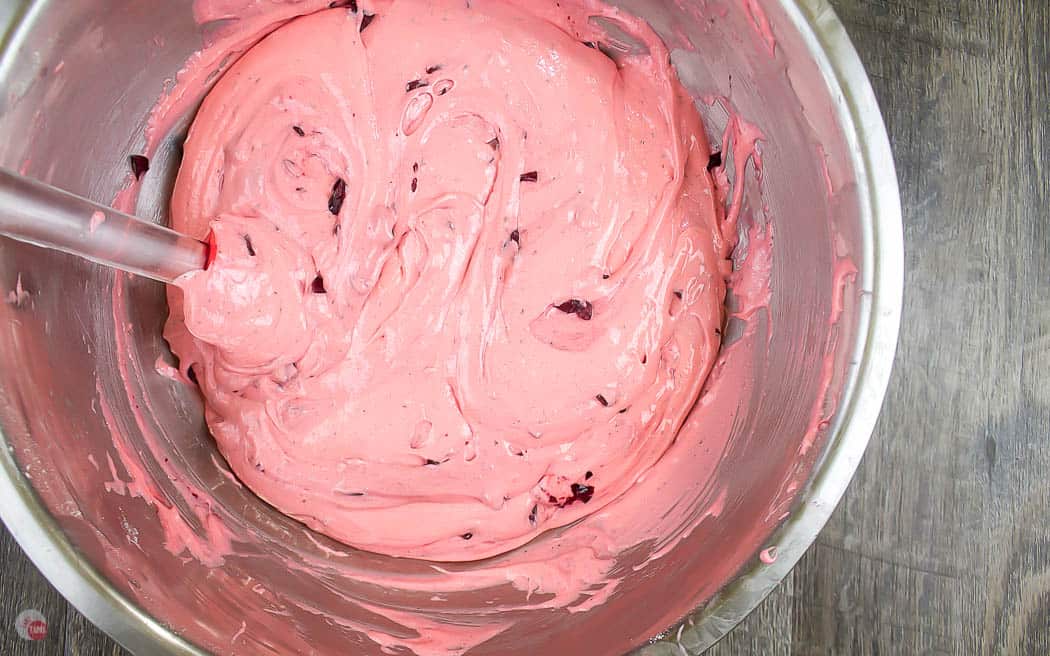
left=0, top=168, right=208, bottom=283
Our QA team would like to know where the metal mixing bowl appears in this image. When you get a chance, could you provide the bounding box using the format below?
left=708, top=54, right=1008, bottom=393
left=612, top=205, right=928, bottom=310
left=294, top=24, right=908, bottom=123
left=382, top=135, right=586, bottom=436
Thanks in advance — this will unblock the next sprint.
left=0, top=0, right=902, bottom=654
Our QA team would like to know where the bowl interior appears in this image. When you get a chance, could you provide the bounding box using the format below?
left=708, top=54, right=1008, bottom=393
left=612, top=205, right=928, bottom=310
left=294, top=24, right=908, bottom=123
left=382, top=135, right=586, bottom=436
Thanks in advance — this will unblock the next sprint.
left=0, top=1, right=874, bottom=654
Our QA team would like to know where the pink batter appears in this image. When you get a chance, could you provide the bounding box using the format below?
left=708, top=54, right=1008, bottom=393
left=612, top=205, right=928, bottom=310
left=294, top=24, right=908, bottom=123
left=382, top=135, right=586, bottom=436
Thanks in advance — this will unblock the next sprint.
left=165, top=0, right=729, bottom=561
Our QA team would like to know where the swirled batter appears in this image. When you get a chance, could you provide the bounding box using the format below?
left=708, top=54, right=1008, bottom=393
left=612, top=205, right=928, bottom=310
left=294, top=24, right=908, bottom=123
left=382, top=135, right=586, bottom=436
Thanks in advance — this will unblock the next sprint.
left=166, top=0, right=729, bottom=561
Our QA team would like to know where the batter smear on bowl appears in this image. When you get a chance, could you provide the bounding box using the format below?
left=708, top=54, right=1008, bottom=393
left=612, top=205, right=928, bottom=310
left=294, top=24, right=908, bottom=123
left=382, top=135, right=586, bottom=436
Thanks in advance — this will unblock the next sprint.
left=165, top=0, right=731, bottom=561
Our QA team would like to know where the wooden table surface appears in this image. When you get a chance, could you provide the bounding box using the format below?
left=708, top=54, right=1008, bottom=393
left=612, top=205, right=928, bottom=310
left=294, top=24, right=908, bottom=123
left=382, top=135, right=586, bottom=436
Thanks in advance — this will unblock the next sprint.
left=2, top=0, right=1047, bottom=653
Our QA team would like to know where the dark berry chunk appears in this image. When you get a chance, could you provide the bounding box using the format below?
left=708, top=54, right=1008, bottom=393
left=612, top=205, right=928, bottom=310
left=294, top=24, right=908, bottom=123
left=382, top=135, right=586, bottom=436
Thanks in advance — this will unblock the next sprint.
left=310, top=275, right=326, bottom=294
left=552, top=482, right=597, bottom=508
left=461, top=532, right=473, bottom=540
left=243, top=235, right=256, bottom=256
left=411, top=177, right=418, bottom=192
left=406, top=79, right=428, bottom=92
left=673, top=290, right=683, bottom=299
left=569, top=483, right=594, bottom=504
left=519, top=171, right=538, bottom=183
left=585, top=471, right=593, bottom=480
left=328, top=0, right=357, bottom=8
left=528, top=505, right=538, bottom=525
left=129, top=155, right=150, bottom=180
left=292, top=125, right=306, bottom=136
left=595, top=394, right=609, bottom=406
left=425, top=64, right=443, bottom=74
left=509, top=229, right=520, bottom=244
left=328, top=177, right=347, bottom=215
left=555, top=299, right=593, bottom=320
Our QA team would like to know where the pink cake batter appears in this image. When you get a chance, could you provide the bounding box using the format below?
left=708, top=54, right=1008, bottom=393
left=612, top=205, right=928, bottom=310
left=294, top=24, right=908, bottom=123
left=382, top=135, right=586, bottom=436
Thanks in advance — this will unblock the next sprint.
left=165, top=0, right=731, bottom=561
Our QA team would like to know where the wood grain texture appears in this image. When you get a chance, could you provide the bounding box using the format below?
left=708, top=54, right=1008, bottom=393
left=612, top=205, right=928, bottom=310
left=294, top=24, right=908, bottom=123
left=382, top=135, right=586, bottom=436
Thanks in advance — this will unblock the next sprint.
left=1, top=0, right=1047, bottom=653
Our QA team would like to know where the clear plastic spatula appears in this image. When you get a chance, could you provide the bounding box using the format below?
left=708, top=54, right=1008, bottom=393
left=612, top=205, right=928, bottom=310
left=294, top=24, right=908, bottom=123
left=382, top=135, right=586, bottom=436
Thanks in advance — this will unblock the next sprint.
left=0, top=168, right=209, bottom=284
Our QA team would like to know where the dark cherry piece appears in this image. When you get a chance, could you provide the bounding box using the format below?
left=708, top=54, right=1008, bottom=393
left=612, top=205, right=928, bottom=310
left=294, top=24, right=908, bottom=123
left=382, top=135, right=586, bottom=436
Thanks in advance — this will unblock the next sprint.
left=555, top=299, right=593, bottom=321
left=328, top=178, right=347, bottom=215
left=552, top=483, right=597, bottom=508
left=129, top=155, right=150, bottom=180
left=569, top=483, right=594, bottom=504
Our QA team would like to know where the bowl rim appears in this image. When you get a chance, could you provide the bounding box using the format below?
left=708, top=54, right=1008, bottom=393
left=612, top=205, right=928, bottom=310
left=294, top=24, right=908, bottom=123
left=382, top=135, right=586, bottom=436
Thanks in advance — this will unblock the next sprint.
left=641, top=0, right=903, bottom=651
left=0, top=0, right=902, bottom=654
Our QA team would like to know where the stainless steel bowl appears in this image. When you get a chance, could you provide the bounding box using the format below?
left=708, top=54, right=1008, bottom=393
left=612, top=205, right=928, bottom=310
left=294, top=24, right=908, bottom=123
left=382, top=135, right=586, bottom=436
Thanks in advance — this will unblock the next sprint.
left=0, top=0, right=902, bottom=654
